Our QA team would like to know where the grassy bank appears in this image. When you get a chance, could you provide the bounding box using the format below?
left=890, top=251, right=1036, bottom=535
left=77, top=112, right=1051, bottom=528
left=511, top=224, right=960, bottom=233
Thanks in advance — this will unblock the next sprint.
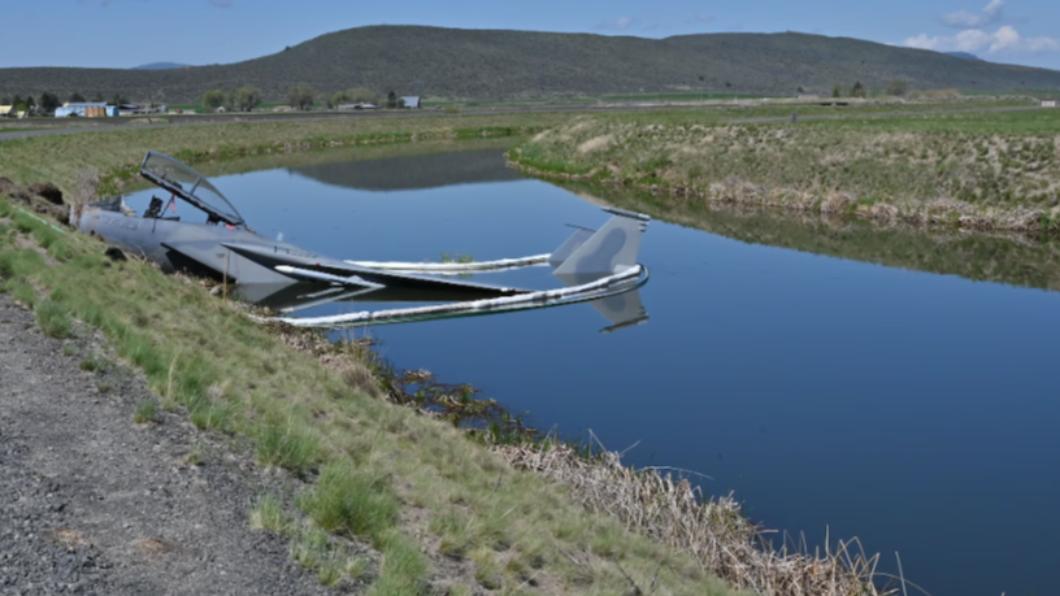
left=509, top=105, right=1060, bottom=235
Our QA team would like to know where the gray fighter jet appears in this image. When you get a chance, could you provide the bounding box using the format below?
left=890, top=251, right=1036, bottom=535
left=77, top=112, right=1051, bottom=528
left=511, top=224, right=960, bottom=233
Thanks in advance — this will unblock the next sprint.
left=72, top=151, right=649, bottom=328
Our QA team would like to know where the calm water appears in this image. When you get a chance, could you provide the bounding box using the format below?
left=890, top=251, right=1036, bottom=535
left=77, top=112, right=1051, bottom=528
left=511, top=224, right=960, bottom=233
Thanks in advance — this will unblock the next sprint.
left=129, top=148, right=1060, bottom=595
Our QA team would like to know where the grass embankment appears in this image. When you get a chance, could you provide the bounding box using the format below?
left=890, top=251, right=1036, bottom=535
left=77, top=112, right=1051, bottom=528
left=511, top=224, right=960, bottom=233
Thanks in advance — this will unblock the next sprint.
left=509, top=106, right=1060, bottom=235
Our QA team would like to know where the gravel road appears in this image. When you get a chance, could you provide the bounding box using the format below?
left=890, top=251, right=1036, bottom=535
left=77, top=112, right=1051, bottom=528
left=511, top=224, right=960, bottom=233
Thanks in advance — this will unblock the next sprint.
left=0, top=295, right=332, bottom=595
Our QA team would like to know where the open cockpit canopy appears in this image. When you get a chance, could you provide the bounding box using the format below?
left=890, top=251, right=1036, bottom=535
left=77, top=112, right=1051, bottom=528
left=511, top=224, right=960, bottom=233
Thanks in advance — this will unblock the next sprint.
left=140, top=151, right=245, bottom=226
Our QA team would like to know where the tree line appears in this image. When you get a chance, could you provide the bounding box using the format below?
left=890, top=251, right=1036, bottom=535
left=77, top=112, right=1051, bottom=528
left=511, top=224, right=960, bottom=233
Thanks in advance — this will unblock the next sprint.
left=283, top=86, right=408, bottom=111
left=200, top=87, right=264, bottom=113
left=199, top=85, right=411, bottom=113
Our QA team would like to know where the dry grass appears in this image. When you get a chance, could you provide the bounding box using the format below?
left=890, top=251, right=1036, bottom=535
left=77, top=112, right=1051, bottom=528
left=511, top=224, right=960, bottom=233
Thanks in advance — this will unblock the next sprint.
left=511, top=108, right=1060, bottom=235
left=501, top=442, right=897, bottom=596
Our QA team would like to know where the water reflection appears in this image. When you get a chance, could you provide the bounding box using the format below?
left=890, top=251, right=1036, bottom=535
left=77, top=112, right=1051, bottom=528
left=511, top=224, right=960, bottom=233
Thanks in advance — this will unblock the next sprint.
left=566, top=181, right=1060, bottom=293
left=238, top=272, right=650, bottom=332
left=290, top=148, right=522, bottom=191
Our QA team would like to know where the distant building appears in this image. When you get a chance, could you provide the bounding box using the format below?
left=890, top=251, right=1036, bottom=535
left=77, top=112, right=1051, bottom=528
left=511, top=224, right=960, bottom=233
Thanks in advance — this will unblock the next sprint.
left=1042, top=100, right=1057, bottom=108
left=400, top=96, right=421, bottom=109
left=0, top=105, right=12, bottom=117
left=337, top=102, right=378, bottom=111
left=55, top=102, right=117, bottom=118
left=117, top=103, right=166, bottom=116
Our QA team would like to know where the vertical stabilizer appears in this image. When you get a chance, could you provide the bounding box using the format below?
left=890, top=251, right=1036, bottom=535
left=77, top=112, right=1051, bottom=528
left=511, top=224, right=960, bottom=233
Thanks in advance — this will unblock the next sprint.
left=553, top=208, right=650, bottom=277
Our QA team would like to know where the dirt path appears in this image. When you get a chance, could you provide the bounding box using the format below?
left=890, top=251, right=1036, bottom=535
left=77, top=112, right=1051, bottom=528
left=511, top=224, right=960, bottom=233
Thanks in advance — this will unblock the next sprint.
left=0, top=295, right=331, bottom=595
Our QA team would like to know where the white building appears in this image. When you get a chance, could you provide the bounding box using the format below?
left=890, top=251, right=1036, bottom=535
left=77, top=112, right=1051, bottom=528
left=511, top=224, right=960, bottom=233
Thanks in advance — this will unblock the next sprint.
left=1042, top=100, right=1057, bottom=108
left=55, top=102, right=118, bottom=118
left=400, top=96, right=421, bottom=109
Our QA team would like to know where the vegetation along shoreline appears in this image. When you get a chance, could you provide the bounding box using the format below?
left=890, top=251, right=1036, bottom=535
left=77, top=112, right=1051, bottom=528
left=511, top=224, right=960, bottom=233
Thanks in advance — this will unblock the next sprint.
left=508, top=106, right=1060, bottom=236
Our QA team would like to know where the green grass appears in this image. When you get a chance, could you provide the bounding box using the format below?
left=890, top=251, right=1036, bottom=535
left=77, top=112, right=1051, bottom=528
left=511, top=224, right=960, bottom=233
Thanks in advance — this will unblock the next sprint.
left=79, top=354, right=106, bottom=372
left=255, top=416, right=321, bottom=477
left=291, top=527, right=347, bottom=587
left=35, top=299, right=72, bottom=339
left=369, top=536, right=428, bottom=596
left=250, top=494, right=291, bottom=535
left=300, top=464, right=399, bottom=547
left=133, top=399, right=160, bottom=424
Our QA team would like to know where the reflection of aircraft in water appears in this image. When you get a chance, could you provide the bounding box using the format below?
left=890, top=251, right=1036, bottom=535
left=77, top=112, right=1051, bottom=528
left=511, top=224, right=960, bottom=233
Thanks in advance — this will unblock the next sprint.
left=72, top=151, right=650, bottom=330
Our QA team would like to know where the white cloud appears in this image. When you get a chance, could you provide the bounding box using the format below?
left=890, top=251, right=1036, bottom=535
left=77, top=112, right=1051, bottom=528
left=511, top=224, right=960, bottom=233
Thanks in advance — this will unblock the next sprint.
left=943, top=0, right=1004, bottom=28
left=904, top=24, right=1059, bottom=55
left=904, top=33, right=942, bottom=51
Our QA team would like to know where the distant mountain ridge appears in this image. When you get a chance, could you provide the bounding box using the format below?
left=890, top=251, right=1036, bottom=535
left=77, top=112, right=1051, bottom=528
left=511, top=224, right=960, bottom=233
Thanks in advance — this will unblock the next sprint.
left=945, top=52, right=984, bottom=62
left=2, top=25, right=1058, bottom=102
left=132, top=62, right=191, bottom=70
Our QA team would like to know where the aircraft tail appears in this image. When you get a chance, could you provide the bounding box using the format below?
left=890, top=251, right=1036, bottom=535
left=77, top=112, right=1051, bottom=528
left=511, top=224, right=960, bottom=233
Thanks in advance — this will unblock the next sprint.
left=552, top=208, right=650, bottom=277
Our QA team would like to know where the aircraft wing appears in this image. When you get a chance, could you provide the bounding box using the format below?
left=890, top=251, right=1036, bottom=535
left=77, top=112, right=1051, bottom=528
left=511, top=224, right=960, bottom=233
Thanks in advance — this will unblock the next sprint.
left=222, top=242, right=527, bottom=297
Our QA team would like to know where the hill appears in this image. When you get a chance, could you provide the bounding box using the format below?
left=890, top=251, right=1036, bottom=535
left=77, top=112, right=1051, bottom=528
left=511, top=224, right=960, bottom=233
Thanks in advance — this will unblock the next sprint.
left=2, top=26, right=1059, bottom=102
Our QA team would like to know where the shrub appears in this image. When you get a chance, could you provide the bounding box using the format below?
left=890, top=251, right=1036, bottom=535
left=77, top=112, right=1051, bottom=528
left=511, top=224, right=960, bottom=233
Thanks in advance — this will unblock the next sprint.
left=250, top=494, right=290, bottom=535
left=256, top=416, right=321, bottom=476
left=134, top=399, right=159, bottom=424
left=368, top=536, right=427, bottom=596
left=35, top=299, right=71, bottom=338
left=300, top=464, right=398, bottom=545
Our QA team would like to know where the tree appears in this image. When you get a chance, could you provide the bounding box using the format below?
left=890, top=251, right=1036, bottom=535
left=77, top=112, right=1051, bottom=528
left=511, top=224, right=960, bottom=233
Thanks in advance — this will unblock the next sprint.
left=850, top=81, right=866, bottom=98
left=885, top=80, right=908, bottom=97
left=202, top=89, right=225, bottom=111
left=91, top=92, right=104, bottom=102
left=832, top=85, right=842, bottom=98
left=329, top=88, right=380, bottom=109
left=111, top=93, right=128, bottom=106
left=386, top=90, right=398, bottom=109
left=328, top=90, right=350, bottom=109
left=0, top=96, right=11, bottom=105
left=38, top=92, right=61, bottom=114
left=228, top=86, right=261, bottom=112
left=287, top=84, right=316, bottom=111
left=68, top=92, right=86, bottom=103
left=345, top=87, right=379, bottom=104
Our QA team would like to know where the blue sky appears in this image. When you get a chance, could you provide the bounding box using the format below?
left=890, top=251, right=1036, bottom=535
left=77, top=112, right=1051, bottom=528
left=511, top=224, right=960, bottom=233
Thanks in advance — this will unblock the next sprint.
left=2, top=0, right=1059, bottom=70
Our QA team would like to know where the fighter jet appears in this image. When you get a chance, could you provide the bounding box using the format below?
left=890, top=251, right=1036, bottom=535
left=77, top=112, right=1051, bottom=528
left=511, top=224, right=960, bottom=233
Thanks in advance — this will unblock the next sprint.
left=72, top=151, right=649, bottom=328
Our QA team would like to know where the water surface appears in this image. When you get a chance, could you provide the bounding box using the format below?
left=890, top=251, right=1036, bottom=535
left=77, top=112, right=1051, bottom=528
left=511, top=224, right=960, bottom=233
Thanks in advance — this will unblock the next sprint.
left=128, top=147, right=1060, bottom=595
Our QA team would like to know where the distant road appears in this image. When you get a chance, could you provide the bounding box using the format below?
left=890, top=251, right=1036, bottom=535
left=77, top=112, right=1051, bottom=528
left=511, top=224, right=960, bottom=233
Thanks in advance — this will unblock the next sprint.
left=0, top=102, right=1042, bottom=143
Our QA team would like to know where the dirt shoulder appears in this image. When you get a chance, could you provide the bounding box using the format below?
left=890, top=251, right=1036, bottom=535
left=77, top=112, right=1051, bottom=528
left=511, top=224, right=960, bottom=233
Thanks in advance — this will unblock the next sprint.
left=0, top=295, right=330, bottom=595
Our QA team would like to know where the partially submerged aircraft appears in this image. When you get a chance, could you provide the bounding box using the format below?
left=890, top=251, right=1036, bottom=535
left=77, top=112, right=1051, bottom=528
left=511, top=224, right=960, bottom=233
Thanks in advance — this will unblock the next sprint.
left=72, top=151, right=650, bottom=328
